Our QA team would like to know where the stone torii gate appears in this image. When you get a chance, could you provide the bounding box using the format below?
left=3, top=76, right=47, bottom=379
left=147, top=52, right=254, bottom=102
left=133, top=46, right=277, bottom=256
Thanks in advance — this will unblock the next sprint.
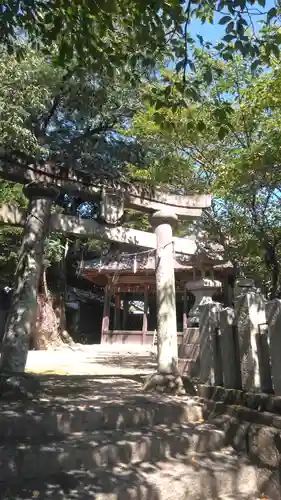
left=0, top=162, right=211, bottom=374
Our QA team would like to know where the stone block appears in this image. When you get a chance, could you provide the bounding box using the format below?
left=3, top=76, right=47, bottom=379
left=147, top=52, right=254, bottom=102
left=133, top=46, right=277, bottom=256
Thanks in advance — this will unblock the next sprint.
left=178, top=343, right=200, bottom=360
left=219, top=308, right=242, bottom=389
left=199, top=302, right=223, bottom=385
left=235, top=291, right=266, bottom=391
left=265, top=299, right=281, bottom=396
left=182, top=327, right=199, bottom=344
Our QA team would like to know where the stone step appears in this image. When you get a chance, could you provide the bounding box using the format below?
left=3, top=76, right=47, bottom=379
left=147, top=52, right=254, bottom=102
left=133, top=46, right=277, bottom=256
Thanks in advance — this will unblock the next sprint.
left=0, top=448, right=258, bottom=499
left=0, top=423, right=225, bottom=481
left=178, top=357, right=199, bottom=377
left=0, top=397, right=204, bottom=440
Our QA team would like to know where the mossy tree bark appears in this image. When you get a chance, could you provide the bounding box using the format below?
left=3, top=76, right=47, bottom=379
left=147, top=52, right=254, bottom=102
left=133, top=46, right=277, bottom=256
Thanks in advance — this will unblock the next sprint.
left=0, top=184, right=57, bottom=373
left=32, top=268, right=61, bottom=350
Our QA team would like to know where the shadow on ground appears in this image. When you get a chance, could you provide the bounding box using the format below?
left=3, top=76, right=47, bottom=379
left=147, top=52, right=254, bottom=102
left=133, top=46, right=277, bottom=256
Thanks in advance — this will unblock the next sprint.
left=0, top=372, right=263, bottom=499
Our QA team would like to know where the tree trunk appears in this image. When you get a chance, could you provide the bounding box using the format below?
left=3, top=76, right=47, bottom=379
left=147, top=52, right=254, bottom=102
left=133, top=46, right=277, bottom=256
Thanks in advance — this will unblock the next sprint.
left=53, top=294, right=74, bottom=345
left=33, top=257, right=74, bottom=349
left=33, top=292, right=61, bottom=350
left=0, top=193, right=53, bottom=372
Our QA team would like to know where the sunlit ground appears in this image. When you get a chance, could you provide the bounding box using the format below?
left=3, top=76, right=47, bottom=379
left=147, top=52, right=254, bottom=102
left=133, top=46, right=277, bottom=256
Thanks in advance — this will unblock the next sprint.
left=24, top=344, right=157, bottom=376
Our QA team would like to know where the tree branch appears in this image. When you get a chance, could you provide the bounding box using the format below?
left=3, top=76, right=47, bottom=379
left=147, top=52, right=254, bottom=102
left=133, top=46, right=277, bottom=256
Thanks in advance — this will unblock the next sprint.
left=41, top=69, right=73, bottom=134
left=183, top=0, right=192, bottom=83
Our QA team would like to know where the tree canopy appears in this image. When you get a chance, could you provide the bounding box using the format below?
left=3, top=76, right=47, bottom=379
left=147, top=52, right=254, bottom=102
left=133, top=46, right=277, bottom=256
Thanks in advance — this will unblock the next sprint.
left=125, top=50, right=281, bottom=296
left=1, top=0, right=281, bottom=79
left=0, top=1, right=281, bottom=297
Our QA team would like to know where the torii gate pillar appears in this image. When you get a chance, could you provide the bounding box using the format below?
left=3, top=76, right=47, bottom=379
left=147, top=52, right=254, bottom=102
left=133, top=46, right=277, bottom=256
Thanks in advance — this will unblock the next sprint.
left=151, top=210, right=178, bottom=374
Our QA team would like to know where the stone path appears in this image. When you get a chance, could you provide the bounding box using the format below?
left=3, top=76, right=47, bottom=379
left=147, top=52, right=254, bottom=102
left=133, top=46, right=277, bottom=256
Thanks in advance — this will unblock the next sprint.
left=0, top=346, right=263, bottom=499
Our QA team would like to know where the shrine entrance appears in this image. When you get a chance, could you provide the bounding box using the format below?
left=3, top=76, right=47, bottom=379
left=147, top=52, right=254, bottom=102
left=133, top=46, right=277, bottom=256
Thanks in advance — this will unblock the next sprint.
left=0, top=160, right=225, bottom=376
left=81, top=250, right=197, bottom=345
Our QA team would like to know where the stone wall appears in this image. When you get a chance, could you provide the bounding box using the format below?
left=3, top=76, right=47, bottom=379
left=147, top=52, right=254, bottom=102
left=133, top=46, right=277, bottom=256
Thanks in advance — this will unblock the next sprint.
left=198, top=289, right=281, bottom=396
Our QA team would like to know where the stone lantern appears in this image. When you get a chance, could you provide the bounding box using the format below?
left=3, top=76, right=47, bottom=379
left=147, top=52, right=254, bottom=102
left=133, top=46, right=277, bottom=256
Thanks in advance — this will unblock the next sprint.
left=186, top=278, right=222, bottom=326
left=100, top=188, right=124, bottom=225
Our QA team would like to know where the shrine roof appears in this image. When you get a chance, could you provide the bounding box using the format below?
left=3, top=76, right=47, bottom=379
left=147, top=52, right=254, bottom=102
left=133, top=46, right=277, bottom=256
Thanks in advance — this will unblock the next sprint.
left=82, top=251, right=193, bottom=273
left=81, top=250, right=233, bottom=275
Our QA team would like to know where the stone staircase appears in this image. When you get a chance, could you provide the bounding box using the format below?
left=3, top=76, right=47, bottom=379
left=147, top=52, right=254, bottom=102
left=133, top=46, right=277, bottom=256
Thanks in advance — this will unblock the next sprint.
left=0, top=374, right=261, bottom=500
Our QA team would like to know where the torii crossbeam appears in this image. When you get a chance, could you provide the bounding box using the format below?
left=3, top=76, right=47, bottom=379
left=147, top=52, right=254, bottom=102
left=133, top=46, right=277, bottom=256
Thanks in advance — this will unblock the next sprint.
left=0, top=161, right=212, bottom=376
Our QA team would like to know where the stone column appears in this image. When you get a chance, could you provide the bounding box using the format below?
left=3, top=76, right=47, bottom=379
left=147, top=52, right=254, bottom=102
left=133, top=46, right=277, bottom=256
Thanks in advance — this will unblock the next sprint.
left=265, top=299, right=281, bottom=395
left=151, top=210, right=178, bottom=374
left=0, top=183, right=58, bottom=373
left=219, top=307, right=242, bottom=389
left=235, top=290, right=266, bottom=391
left=199, top=301, right=223, bottom=385
left=187, top=278, right=222, bottom=326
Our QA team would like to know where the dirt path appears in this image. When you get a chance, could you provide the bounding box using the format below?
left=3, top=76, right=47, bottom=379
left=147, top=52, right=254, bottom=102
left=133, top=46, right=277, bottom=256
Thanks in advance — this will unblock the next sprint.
left=25, top=344, right=157, bottom=376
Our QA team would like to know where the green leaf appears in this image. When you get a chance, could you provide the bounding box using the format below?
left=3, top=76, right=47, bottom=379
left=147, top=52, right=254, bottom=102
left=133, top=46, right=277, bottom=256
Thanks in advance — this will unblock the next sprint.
left=257, top=0, right=265, bottom=6
left=222, top=50, right=233, bottom=61
left=203, top=69, right=212, bottom=84
left=272, top=44, right=280, bottom=59
left=176, top=59, right=185, bottom=72
left=223, top=34, right=235, bottom=42
left=217, top=0, right=226, bottom=10
left=267, top=7, right=277, bottom=22
left=164, top=85, right=172, bottom=97
left=236, top=20, right=245, bottom=36
left=219, top=16, right=232, bottom=25
left=251, top=59, right=260, bottom=72
left=235, top=0, right=246, bottom=8
left=235, top=40, right=244, bottom=54
left=188, top=60, right=196, bottom=72
left=197, top=120, right=206, bottom=132
left=226, top=22, right=235, bottom=33
left=218, top=125, right=229, bottom=140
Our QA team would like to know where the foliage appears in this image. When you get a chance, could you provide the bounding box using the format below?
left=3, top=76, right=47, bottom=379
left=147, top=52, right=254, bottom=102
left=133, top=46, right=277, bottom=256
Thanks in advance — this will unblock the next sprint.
left=0, top=183, right=26, bottom=286
left=43, top=236, right=66, bottom=267
left=0, top=48, right=152, bottom=279
left=1, top=0, right=281, bottom=81
left=1, top=27, right=281, bottom=296
left=127, top=53, right=281, bottom=296
left=0, top=48, right=147, bottom=177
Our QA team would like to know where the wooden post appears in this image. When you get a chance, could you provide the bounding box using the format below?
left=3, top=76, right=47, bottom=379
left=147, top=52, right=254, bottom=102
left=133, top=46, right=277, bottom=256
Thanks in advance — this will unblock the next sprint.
left=183, top=286, right=188, bottom=332
left=114, top=293, right=121, bottom=331
left=142, top=287, right=148, bottom=344
left=122, top=294, right=129, bottom=330
left=101, top=285, right=110, bottom=341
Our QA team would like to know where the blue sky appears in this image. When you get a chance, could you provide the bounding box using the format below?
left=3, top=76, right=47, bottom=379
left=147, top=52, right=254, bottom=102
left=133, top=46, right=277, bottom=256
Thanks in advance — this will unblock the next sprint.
left=187, top=1, right=276, bottom=44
